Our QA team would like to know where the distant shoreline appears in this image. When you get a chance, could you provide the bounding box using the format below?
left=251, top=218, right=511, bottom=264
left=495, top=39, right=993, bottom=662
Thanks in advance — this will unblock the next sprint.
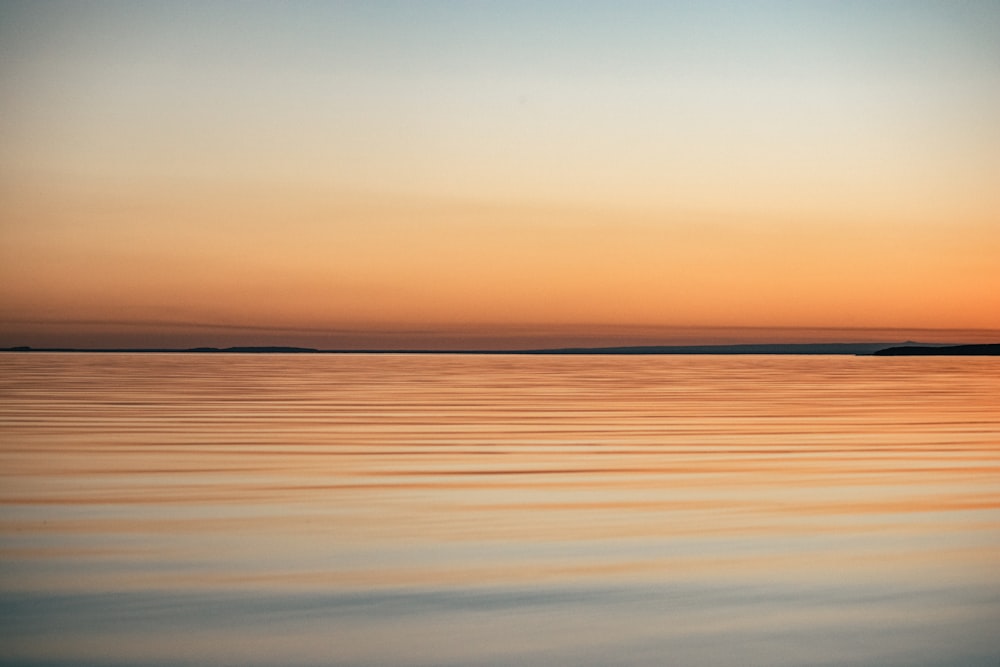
left=871, top=343, right=1000, bottom=356
left=3, top=342, right=998, bottom=355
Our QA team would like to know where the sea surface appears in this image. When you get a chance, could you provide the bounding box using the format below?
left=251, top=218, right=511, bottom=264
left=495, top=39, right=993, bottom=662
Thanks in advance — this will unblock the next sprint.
left=1, top=353, right=998, bottom=667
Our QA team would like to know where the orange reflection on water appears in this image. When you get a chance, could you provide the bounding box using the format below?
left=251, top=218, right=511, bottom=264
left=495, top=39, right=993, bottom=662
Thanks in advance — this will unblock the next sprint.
left=1, top=353, right=999, bottom=666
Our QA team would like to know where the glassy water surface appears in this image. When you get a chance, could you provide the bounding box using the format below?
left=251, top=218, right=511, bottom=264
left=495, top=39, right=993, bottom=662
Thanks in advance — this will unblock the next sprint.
left=1, top=353, right=998, bottom=666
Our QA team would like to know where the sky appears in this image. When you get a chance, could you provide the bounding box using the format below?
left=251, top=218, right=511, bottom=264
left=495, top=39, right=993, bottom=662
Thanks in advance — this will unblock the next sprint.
left=1, top=0, right=998, bottom=349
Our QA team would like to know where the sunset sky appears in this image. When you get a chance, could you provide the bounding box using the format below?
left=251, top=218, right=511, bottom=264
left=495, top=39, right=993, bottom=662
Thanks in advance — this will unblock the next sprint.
left=2, top=1, right=998, bottom=349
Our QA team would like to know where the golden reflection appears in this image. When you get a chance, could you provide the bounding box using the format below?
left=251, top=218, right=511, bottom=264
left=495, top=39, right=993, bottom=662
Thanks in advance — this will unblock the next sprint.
left=2, top=354, right=999, bottom=666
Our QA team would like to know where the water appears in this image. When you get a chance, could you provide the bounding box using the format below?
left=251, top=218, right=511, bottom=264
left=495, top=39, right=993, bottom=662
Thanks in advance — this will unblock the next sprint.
left=1, top=353, right=998, bottom=666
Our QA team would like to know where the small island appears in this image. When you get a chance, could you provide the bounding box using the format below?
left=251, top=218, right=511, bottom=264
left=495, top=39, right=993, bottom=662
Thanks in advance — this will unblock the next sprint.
left=873, top=343, right=1000, bottom=356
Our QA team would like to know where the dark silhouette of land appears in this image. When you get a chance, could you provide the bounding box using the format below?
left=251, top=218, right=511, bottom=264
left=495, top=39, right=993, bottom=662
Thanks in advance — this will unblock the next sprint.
left=4, top=341, right=992, bottom=355
left=520, top=342, right=940, bottom=355
left=186, top=346, right=320, bottom=353
left=0, top=346, right=323, bottom=353
left=873, top=343, right=1000, bottom=356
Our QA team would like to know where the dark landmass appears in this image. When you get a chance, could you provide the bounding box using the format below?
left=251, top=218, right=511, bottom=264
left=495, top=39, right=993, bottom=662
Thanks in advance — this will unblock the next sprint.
left=520, top=342, right=942, bottom=355
left=873, top=343, right=1000, bottom=356
left=186, top=346, right=321, bottom=353
left=0, top=341, right=964, bottom=355
left=0, top=346, right=323, bottom=354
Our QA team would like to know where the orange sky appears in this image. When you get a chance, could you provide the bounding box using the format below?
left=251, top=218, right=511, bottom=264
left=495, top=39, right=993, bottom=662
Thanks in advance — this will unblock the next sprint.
left=1, top=2, right=998, bottom=349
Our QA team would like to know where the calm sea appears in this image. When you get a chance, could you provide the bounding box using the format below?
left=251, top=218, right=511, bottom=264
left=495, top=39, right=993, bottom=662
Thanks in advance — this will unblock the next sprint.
left=1, top=353, right=998, bottom=667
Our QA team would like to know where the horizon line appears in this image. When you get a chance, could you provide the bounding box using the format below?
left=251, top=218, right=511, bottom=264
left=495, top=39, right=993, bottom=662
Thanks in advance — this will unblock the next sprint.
left=5, top=341, right=998, bottom=356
